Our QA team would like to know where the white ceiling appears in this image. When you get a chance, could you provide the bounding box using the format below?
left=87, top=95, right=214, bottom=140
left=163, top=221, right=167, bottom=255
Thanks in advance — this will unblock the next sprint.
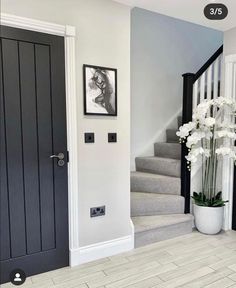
left=113, top=0, right=236, bottom=31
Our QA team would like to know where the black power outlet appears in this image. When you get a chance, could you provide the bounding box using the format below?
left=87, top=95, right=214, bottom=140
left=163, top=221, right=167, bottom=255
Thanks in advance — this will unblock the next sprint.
left=85, top=133, right=95, bottom=143
left=90, top=206, right=106, bottom=217
left=108, top=133, right=117, bottom=143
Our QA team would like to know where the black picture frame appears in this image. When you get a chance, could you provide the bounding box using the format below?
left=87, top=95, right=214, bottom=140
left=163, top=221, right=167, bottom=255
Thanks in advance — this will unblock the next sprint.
left=83, top=64, right=117, bottom=116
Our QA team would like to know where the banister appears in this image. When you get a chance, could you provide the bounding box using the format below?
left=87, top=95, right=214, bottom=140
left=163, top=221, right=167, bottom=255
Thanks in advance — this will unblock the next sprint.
left=181, top=45, right=223, bottom=214
left=194, top=45, right=223, bottom=82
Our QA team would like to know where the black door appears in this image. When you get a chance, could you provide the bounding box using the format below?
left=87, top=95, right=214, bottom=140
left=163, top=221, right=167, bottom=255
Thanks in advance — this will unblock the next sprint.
left=0, top=26, right=69, bottom=284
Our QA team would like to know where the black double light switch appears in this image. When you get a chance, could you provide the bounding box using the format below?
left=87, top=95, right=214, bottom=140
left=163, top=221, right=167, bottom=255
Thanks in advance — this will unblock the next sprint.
left=108, top=133, right=117, bottom=143
left=85, top=133, right=95, bottom=143
left=84, top=133, right=117, bottom=143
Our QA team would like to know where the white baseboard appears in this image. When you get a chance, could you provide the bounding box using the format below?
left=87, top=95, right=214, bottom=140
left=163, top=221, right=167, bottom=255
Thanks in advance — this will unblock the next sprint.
left=70, top=234, right=134, bottom=267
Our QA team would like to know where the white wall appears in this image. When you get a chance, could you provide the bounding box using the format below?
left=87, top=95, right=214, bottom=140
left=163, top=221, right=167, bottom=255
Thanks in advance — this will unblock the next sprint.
left=1, top=0, right=132, bottom=251
left=223, top=26, right=236, bottom=230
left=131, top=8, right=223, bottom=170
left=221, top=26, right=236, bottom=94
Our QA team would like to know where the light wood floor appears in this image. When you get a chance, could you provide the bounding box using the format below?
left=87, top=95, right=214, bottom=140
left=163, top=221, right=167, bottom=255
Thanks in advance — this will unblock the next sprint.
left=3, top=230, right=236, bottom=288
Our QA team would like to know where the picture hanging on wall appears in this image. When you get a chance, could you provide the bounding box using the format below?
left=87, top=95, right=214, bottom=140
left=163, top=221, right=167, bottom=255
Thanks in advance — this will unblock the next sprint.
left=83, top=64, right=117, bottom=116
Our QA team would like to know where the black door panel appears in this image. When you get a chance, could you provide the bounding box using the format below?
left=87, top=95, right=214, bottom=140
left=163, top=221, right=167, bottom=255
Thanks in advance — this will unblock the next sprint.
left=0, top=26, right=69, bottom=284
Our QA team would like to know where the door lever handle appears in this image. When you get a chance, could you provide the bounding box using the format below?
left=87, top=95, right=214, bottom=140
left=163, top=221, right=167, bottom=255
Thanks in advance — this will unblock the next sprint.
left=50, top=153, right=64, bottom=160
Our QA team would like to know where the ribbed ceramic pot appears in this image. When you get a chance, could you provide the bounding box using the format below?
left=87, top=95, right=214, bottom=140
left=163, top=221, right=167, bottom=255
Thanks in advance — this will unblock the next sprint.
left=194, top=204, right=224, bottom=235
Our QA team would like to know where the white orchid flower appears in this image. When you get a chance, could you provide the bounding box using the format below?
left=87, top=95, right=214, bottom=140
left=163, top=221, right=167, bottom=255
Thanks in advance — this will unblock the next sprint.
left=215, top=130, right=236, bottom=139
left=185, top=154, right=198, bottom=163
left=203, top=117, right=215, bottom=127
left=204, top=149, right=211, bottom=157
left=216, top=147, right=234, bottom=157
left=204, top=131, right=213, bottom=139
left=176, top=122, right=196, bottom=139
left=185, top=147, right=210, bottom=163
left=186, top=131, right=205, bottom=148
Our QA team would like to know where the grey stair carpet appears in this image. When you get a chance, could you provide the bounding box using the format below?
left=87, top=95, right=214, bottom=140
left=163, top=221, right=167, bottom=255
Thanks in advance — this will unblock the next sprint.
left=132, top=214, right=193, bottom=248
left=131, top=192, right=184, bottom=217
left=154, top=142, right=181, bottom=160
left=178, top=115, right=182, bottom=128
left=131, top=171, right=180, bottom=195
left=131, top=113, right=193, bottom=248
left=136, top=156, right=180, bottom=177
left=166, top=129, right=179, bottom=143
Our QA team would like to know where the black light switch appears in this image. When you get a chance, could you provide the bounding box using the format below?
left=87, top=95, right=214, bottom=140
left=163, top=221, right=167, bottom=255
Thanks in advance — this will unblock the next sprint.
left=85, top=133, right=95, bottom=143
left=108, top=133, right=117, bottom=143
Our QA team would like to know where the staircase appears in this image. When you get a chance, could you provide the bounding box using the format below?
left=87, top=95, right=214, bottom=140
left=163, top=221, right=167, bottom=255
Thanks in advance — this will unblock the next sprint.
left=130, top=45, right=223, bottom=248
left=131, top=116, right=193, bottom=248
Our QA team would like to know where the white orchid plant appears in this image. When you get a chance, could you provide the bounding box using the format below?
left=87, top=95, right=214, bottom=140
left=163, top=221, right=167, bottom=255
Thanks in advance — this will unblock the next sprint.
left=177, top=96, right=236, bottom=207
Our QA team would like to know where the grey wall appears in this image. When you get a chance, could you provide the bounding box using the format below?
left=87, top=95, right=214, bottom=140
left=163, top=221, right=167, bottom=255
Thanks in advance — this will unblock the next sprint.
left=2, top=0, right=132, bottom=248
left=131, top=8, right=223, bottom=170
left=224, top=26, right=236, bottom=56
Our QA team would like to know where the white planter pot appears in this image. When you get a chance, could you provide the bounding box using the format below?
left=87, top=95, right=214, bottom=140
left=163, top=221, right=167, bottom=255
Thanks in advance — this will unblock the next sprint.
left=193, top=204, right=224, bottom=235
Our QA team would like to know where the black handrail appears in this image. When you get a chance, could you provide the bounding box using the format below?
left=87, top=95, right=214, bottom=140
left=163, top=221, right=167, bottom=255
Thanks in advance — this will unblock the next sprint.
left=181, top=45, right=223, bottom=214
left=194, top=45, right=223, bottom=82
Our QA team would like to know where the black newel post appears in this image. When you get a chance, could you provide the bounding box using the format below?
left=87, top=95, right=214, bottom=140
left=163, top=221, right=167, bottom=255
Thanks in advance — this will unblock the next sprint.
left=181, top=73, right=195, bottom=214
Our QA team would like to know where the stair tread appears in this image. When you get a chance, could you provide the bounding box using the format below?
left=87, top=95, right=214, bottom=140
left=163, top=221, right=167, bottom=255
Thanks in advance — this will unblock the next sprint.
left=136, top=156, right=180, bottom=163
left=131, top=191, right=183, bottom=199
left=131, top=171, right=180, bottom=180
left=154, top=142, right=180, bottom=146
left=166, top=128, right=178, bottom=132
left=132, top=214, right=193, bottom=233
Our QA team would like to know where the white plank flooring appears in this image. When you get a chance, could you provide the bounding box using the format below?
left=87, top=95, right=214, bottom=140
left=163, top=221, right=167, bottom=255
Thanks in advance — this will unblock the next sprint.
left=3, top=231, right=236, bottom=288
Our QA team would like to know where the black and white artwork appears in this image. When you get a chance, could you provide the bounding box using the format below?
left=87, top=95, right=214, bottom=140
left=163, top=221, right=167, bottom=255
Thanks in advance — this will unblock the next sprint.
left=83, top=65, right=117, bottom=116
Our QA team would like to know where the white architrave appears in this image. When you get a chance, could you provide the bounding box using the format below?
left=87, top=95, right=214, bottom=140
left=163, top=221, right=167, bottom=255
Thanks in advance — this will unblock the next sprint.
left=223, top=54, right=236, bottom=230
left=1, top=13, right=79, bottom=265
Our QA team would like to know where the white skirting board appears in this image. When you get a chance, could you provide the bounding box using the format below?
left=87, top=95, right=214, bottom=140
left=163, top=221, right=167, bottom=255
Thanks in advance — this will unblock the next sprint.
left=70, top=234, right=134, bottom=266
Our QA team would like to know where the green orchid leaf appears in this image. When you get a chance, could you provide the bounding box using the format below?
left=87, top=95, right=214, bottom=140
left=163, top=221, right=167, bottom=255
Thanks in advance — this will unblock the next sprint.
left=215, top=191, right=222, bottom=200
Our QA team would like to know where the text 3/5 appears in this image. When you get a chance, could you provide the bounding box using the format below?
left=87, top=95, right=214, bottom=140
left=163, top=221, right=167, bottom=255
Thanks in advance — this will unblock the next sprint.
left=204, top=4, right=228, bottom=20
left=210, top=8, right=222, bottom=16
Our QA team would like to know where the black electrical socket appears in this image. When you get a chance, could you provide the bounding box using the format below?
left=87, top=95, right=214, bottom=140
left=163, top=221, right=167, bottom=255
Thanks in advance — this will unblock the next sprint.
left=90, top=206, right=106, bottom=217
left=108, top=133, right=117, bottom=143
left=85, top=133, right=95, bottom=143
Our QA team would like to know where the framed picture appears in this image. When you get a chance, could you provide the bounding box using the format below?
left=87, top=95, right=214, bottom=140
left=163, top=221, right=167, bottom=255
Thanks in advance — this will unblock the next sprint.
left=83, top=64, right=117, bottom=116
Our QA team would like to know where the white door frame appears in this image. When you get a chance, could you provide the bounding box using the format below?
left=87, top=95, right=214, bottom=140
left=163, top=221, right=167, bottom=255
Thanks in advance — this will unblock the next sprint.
left=1, top=13, right=80, bottom=266
left=223, top=54, right=236, bottom=230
